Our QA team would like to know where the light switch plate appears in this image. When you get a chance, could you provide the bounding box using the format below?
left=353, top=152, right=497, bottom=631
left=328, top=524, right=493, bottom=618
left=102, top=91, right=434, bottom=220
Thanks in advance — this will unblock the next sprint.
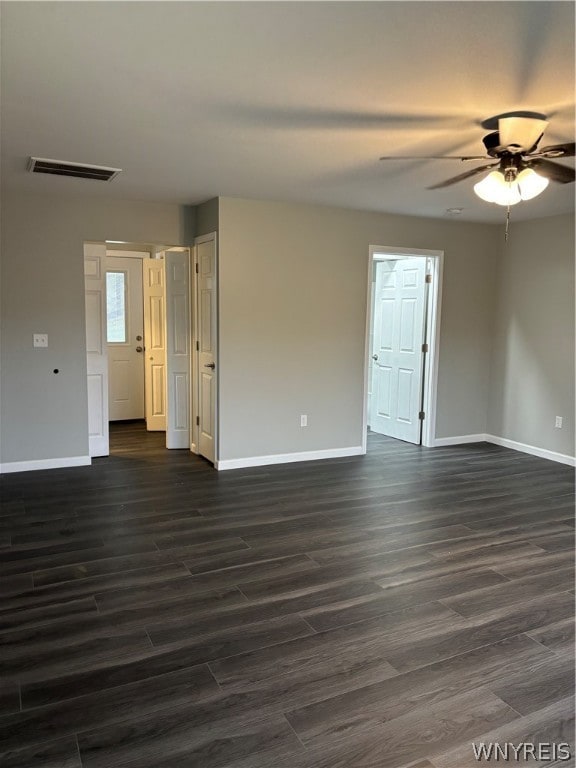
left=33, top=333, right=48, bottom=348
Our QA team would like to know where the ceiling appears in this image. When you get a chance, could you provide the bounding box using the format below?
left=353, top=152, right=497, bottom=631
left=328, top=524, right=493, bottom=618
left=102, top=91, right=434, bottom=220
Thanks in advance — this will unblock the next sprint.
left=1, top=1, right=574, bottom=223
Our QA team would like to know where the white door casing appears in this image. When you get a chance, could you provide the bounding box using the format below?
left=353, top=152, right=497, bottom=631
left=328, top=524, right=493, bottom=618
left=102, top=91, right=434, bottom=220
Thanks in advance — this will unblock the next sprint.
left=84, top=243, right=109, bottom=457
left=165, top=249, right=190, bottom=449
left=106, top=256, right=145, bottom=421
left=195, top=235, right=217, bottom=464
left=143, top=259, right=167, bottom=431
left=370, top=258, right=428, bottom=444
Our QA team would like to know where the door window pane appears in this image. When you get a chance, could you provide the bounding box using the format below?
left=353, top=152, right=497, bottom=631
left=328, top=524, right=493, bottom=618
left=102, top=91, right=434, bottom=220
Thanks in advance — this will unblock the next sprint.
left=106, top=272, right=126, bottom=343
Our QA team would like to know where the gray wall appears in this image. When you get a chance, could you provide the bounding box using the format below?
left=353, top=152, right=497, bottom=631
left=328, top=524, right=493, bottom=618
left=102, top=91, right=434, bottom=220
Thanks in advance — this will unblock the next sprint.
left=488, top=213, right=575, bottom=457
left=195, top=198, right=219, bottom=237
left=0, top=191, right=191, bottom=463
left=3, top=190, right=570, bottom=468
left=218, top=197, right=501, bottom=461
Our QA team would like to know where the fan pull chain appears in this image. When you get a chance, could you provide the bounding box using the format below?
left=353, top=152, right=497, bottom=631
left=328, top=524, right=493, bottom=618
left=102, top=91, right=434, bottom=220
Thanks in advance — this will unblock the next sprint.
left=505, top=205, right=511, bottom=241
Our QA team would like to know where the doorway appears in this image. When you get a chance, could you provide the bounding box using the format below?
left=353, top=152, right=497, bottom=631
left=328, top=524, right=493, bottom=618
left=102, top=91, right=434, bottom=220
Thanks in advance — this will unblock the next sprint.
left=84, top=242, right=193, bottom=458
left=363, top=245, right=443, bottom=449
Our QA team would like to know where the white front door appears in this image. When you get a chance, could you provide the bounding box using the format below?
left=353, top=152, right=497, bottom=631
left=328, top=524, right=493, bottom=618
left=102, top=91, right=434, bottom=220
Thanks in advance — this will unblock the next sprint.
left=370, top=258, right=428, bottom=444
left=196, top=235, right=217, bottom=464
left=143, top=258, right=167, bottom=431
left=84, top=243, right=109, bottom=457
left=106, top=256, right=145, bottom=421
left=165, top=249, right=190, bottom=449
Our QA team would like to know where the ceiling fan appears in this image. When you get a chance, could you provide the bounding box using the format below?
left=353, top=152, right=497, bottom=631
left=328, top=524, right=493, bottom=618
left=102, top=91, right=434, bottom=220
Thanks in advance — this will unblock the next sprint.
left=379, top=112, right=575, bottom=206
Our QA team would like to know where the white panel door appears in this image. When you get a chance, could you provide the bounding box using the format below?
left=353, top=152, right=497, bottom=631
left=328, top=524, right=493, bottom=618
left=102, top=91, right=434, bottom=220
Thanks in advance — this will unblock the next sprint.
left=196, top=237, right=217, bottom=464
left=84, top=243, right=109, bottom=457
left=165, top=249, right=190, bottom=449
left=106, top=256, right=145, bottom=421
left=370, top=258, right=428, bottom=444
left=143, top=259, right=167, bottom=431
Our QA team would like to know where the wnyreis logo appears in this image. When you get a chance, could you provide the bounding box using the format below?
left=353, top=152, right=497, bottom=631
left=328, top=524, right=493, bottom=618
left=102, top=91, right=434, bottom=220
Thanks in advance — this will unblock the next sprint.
left=472, top=743, right=572, bottom=761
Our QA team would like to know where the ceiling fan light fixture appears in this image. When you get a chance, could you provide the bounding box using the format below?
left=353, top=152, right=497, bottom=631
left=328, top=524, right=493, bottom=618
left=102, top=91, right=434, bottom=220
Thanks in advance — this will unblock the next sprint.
left=474, top=166, right=550, bottom=206
left=516, top=167, right=549, bottom=200
left=473, top=171, right=521, bottom=206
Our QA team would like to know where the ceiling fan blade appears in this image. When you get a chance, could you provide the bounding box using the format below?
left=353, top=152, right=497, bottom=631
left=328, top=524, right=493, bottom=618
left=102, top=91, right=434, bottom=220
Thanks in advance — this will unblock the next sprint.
left=222, top=105, right=475, bottom=131
left=530, top=142, right=575, bottom=159
left=427, top=162, right=499, bottom=190
left=528, top=158, right=576, bottom=184
left=380, top=155, right=489, bottom=161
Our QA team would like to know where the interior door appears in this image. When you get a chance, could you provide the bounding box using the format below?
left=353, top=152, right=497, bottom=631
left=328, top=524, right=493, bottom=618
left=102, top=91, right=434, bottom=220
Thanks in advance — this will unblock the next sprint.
left=165, top=249, right=190, bottom=449
left=84, top=243, right=109, bottom=457
left=196, top=236, right=217, bottom=464
left=143, top=258, right=167, bottom=431
left=370, top=258, right=428, bottom=444
left=106, top=256, right=145, bottom=421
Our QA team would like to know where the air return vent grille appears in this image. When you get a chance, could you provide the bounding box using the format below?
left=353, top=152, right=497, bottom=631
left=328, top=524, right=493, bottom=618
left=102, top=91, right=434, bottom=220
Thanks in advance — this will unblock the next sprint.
left=27, top=157, right=122, bottom=181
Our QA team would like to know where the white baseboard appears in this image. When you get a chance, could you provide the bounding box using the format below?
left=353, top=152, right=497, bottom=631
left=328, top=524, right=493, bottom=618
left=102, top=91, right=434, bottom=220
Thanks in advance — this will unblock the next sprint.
left=485, top=434, right=575, bottom=468
left=215, top=446, right=365, bottom=471
left=2, top=434, right=572, bottom=475
left=0, top=455, right=92, bottom=474
left=433, top=433, right=574, bottom=467
left=433, top=434, right=488, bottom=447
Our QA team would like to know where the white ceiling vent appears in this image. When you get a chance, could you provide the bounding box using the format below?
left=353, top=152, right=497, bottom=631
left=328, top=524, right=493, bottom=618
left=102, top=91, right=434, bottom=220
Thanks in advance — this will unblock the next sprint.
left=27, top=157, right=122, bottom=181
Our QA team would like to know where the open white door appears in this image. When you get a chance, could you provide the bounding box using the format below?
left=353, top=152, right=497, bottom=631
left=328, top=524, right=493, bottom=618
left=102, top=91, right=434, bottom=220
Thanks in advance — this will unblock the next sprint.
left=165, top=249, right=190, bottom=449
left=143, top=259, right=167, bottom=431
left=195, top=235, right=217, bottom=464
left=84, top=243, right=109, bottom=457
left=370, top=258, right=428, bottom=444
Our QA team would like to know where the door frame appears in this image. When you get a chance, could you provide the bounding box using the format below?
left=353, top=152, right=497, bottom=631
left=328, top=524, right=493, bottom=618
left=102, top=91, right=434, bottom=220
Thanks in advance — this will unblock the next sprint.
left=191, top=231, right=218, bottom=463
left=84, top=240, right=192, bottom=456
left=363, top=245, right=444, bottom=450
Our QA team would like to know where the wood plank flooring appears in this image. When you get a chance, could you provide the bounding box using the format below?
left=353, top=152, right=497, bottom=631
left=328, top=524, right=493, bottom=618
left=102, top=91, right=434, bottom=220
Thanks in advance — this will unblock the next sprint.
left=0, top=421, right=574, bottom=767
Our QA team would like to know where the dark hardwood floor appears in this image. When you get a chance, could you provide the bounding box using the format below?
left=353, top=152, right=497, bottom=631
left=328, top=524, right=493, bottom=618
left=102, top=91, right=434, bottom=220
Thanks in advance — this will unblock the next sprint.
left=0, top=422, right=574, bottom=767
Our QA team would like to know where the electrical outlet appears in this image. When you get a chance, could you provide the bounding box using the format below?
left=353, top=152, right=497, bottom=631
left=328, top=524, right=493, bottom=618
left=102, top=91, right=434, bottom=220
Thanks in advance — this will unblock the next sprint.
left=555, top=416, right=563, bottom=429
left=300, top=414, right=308, bottom=427
left=33, top=333, right=48, bottom=348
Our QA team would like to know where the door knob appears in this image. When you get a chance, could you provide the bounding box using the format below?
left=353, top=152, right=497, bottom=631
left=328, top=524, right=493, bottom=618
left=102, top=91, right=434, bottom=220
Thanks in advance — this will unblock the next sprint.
left=372, top=354, right=378, bottom=361
left=204, top=362, right=216, bottom=369
left=136, top=346, right=143, bottom=353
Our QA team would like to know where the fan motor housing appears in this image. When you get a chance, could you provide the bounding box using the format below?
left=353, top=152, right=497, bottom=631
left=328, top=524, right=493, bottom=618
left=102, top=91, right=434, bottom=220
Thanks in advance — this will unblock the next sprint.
left=483, top=129, right=542, bottom=158
left=482, top=131, right=527, bottom=157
